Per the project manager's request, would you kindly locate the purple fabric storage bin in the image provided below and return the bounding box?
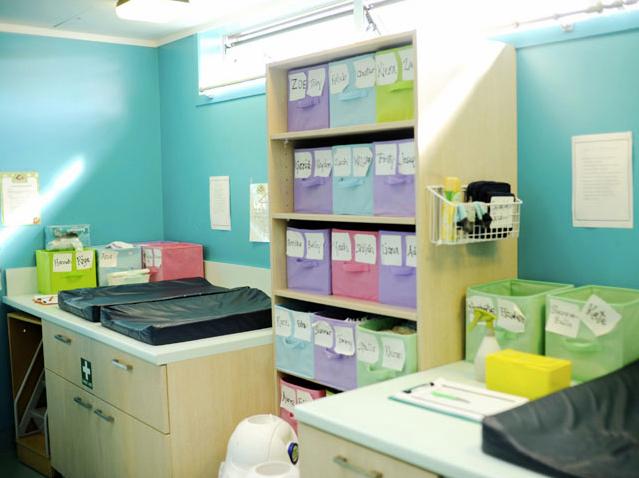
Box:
[286,227,331,295]
[312,312,359,390]
[294,148,333,213]
[373,139,416,216]
[379,231,417,308]
[288,64,329,131]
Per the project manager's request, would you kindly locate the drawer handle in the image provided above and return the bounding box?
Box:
[54,334,72,345]
[94,409,115,423]
[333,455,383,478]
[73,396,92,410]
[111,359,133,371]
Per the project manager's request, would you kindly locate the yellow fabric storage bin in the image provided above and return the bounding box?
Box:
[486,349,571,400]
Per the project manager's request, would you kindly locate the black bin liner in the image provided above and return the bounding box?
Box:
[482,360,639,478]
[58,277,226,322]
[100,286,272,345]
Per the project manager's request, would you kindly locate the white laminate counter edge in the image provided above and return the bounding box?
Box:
[3,294,273,365]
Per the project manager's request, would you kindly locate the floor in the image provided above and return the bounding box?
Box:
[0,450,43,477]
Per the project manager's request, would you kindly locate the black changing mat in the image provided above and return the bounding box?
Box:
[482,360,639,478]
[100,286,272,345]
[58,277,226,322]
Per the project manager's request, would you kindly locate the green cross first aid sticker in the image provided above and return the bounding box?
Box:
[81,358,93,389]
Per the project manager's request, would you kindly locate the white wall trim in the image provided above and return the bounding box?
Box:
[0,22,157,47]
[204,261,271,295]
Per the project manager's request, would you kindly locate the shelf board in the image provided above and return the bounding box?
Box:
[270,120,415,141]
[277,368,346,392]
[272,212,415,225]
[274,289,417,321]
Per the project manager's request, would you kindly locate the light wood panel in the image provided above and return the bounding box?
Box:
[166,344,276,476]
[274,289,417,321]
[270,119,415,140]
[42,321,90,389]
[298,424,439,478]
[272,212,415,225]
[16,434,53,477]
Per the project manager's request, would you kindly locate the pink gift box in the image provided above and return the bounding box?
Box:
[331,229,379,302]
[139,241,204,282]
[279,376,326,433]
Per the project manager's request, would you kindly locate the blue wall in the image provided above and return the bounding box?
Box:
[0,32,164,448]
[517,28,639,289]
[158,35,269,268]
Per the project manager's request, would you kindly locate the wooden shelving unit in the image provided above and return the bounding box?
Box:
[267,31,517,393]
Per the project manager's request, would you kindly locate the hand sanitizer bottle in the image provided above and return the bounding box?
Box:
[470,308,501,382]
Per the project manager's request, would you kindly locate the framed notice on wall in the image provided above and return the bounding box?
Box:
[0,172,41,226]
[572,132,633,229]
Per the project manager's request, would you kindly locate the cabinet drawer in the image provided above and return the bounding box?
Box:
[46,371,171,478]
[43,321,91,387]
[91,340,169,433]
[298,424,439,478]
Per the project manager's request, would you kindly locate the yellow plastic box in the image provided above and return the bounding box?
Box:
[486,349,571,400]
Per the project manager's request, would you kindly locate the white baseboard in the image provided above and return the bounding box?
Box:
[204,261,271,295]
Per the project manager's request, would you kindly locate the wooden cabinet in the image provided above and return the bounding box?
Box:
[298,424,439,478]
[43,320,275,477]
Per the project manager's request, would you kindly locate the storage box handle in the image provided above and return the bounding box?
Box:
[365,364,398,379]
[343,262,370,273]
[391,266,414,276]
[333,455,382,478]
[295,258,321,268]
[324,348,346,360]
[383,175,409,185]
[283,337,306,349]
[561,338,602,353]
[339,89,368,101]
[389,80,413,92]
[296,96,320,108]
[300,176,326,187]
[335,177,365,188]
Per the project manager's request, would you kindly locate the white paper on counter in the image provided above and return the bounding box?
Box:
[209,176,231,230]
[572,132,633,228]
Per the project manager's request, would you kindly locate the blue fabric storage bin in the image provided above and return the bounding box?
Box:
[96,246,143,286]
[275,304,316,379]
[329,53,376,128]
[332,143,374,216]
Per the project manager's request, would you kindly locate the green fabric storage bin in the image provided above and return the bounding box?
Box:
[466,279,573,362]
[545,285,639,382]
[36,249,97,294]
[356,317,417,387]
[375,45,414,123]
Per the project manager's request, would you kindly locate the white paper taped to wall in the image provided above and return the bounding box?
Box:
[250,183,269,243]
[210,176,231,231]
[1,172,41,226]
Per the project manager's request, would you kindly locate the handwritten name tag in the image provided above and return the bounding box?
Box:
[292,311,311,342]
[380,234,402,266]
[153,248,162,267]
[294,151,312,179]
[354,57,376,89]
[280,384,296,412]
[314,320,334,348]
[289,71,307,101]
[352,146,373,177]
[53,253,72,273]
[76,251,93,271]
[398,47,415,81]
[497,299,526,333]
[376,52,398,85]
[331,232,352,261]
[305,232,325,261]
[382,337,405,371]
[581,295,621,336]
[329,63,349,94]
[334,326,355,356]
[354,234,376,264]
[405,235,417,267]
[333,147,352,177]
[490,197,515,229]
[143,248,154,268]
[286,230,305,258]
[306,68,326,97]
[296,390,314,405]
[546,299,581,338]
[100,250,118,269]
[398,141,416,175]
[356,331,379,364]
[375,143,397,176]
[314,149,333,177]
[467,296,495,322]
[274,307,292,337]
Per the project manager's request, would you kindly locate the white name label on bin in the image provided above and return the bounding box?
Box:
[306,68,326,97]
[382,337,406,372]
[275,307,292,337]
[314,150,333,178]
[497,299,526,333]
[53,253,72,273]
[405,235,417,268]
[76,251,93,271]
[305,232,325,261]
[334,326,355,356]
[286,230,305,258]
[100,251,118,269]
[293,312,311,342]
[356,331,379,364]
[467,296,495,323]
[329,63,349,94]
[153,248,162,267]
[296,390,314,405]
[381,235,402,266]
[294,152,313,179]
[376,52,398,85]
[546,299,581,338]
[490,197,515,229]
[398,141,416,175]
[375,143,397,176]
[354,57,376,89]
[280,384,297,412]
[354,234,376,264]
[399,48,415,81]
[143,248,154,267]
[289,72,307,101]
[581,295,621,337]
[333,147,352,177]
[353,147,373,177]
[314,321,334,348]
[332,232,352,261]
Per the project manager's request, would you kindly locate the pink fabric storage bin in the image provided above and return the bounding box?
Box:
[139,241,204,282]
[331,229,379,302]
[279,376,326,433]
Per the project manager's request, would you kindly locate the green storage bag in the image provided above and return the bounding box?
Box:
[545,285,639,382]
[466,279,574,362]
[356,317,417,387]
[375,45,414,123]
[36,249,97,294]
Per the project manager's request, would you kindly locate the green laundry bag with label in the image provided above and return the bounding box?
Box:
[545,285,639,382]
[375,45,414,123]
[466,279,573,362]
[36,249,97,294]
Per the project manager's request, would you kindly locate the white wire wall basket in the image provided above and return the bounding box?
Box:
[427,185,522,246]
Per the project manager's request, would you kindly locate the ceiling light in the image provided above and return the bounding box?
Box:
[115,0,190,24]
